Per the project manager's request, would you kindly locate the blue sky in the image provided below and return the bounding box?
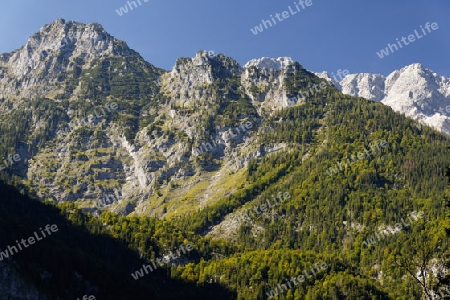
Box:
[0,0,449,77]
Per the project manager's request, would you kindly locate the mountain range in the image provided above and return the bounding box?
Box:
[0,19,449,299]
[316,63,450,135]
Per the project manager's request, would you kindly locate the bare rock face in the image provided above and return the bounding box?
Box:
[314,71,341,90]
[242,57,296,112]
[340,73,386,102]
[244,57,294,70]
[0,19,131,100]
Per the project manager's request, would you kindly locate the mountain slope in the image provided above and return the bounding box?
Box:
[0,20,327,218]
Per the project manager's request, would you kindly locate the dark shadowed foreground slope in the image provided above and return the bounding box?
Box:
[0,181,235,299]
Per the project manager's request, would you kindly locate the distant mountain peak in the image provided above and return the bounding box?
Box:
[314,71,342,89]
[339,73,386,101]
[244,57,294,70]
[337,63,450,136]
[392,63,430,78]
[404,62,424,70]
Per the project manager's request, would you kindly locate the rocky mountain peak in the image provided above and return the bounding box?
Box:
[314,71,342,89]
[334,63,450,136]
[403,62,424,72]
[171,51,242,87]
[191,50,218,66]
[382,64,448,114]
[244,57,294,70]
[340,73,386,102]
[0,19,142,99]
[32,18,122,61]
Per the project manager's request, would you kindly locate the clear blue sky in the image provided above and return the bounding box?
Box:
[1,0,449,77]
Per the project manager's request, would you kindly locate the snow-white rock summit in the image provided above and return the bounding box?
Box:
[314,71,342,89]
[245,58,450,136]
[340,73,386,102]
[321,63,450,136]
[244,57,294,70]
